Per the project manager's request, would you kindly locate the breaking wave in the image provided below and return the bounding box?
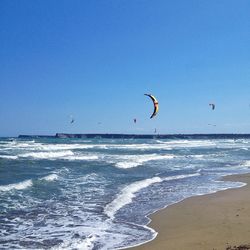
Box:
[104,173,199,219]
[20,150,74,159]
[115,154,175,169]
[0,179,33,192]
[104,177,162,219]
[0,155,18,160]
[40,174,59,181]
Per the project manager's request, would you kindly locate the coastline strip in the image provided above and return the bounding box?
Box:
[129,174,250,250]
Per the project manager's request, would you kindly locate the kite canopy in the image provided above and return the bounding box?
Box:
[69,115,75,124]
[209,103,215,110]
[144,94,159,119]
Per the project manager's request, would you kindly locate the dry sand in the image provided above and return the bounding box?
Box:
[129,174,250,250]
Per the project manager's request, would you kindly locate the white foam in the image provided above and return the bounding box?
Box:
[156,139,216,148]
[104,173,200,219]
[19,150,99,161]
[242,160,250,167]
[64,155,99,161]
[104,177,163,219]
[40,174,59,182]
[115,154,174,169]
[0,179,33,192]
[2,141,97,152]
[5,141,37,149]
[20,150,74,159]
[163,173,200,181]
[74,234,96,250]
[188,154,206,159]
[36,144,95,151]
[52,234,96,250]
[108,143,173,151]
[0,155,18,159]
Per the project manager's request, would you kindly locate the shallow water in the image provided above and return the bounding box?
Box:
[0,137,250,249]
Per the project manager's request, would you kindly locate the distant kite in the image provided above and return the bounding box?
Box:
[144,94,159,119]
[208,124,216,127]
[209,103,215,110]
[69,115,75,124]
[133,118,137,123]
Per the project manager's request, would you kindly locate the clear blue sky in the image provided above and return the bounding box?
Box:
[1,0,250,136]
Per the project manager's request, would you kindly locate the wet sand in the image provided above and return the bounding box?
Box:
[130,174,250,250]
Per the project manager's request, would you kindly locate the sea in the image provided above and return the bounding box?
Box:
[0,136,250,249]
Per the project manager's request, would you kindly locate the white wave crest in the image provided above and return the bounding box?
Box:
[155,139,216,148]
[115,154,174,169]
[241,160,250,167]
[102,143,173,151]
[104,177,163,219]
[163,173,200,182]
[20,150,74,159]
[64,155,99,161]
[19,150,99,161]
[74,234,96,250]
[0,180,33,192]
[189,154,205,159]
[36,144,95,151]
[0,155,18,160]
[104,173,200,219]
[52,234,96,250]
[40,174,59,182]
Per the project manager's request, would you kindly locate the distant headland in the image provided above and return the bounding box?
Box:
[18,133,250,139]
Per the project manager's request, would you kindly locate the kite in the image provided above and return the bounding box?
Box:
[69,115,75,124]
[209,103,215,110]
[144,94,159,119]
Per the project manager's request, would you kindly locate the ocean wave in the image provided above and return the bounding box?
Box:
[241,160,250,167]
[114,154,175,169]
[101,143,173,151]
[97,140,216,151]
[71,234,96,250]
[0,179,33,192]
[0,140,218,155]
[104,177,162,219]
[64,155,99,161]
[5,141,37,149]
[40,174,59,182]
[20,150,74,159]
[0,155,18,160]
[36,144,95,151]
[51,232,97,250]
[18,150,99,161]
[2,141,95,151]
[163,173,200,181]
[104,173,200,219]
[155,139,216,147]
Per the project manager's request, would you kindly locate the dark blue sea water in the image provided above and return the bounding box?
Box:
[0,137,250,249]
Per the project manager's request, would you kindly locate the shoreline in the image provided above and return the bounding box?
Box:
[128,173,250,250]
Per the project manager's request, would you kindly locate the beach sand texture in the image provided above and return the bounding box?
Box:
[130,174,250,250]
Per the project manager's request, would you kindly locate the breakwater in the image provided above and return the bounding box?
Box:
[18,133,250,139]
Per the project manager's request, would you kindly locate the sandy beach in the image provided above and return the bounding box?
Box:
[130,174,250,250]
